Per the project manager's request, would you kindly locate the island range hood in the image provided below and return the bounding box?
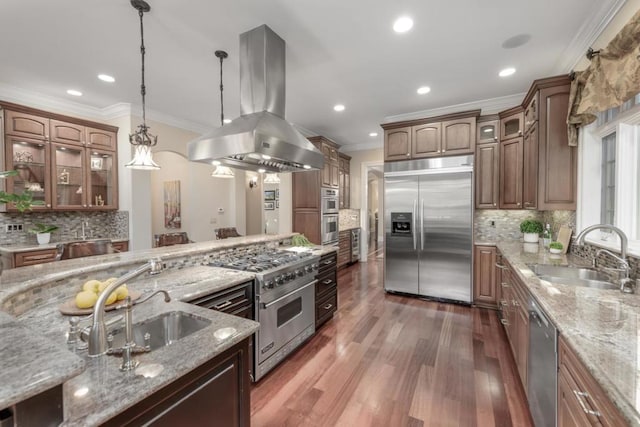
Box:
[188,25,324,173]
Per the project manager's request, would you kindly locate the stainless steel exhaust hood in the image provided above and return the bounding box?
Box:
[188,25,324,172]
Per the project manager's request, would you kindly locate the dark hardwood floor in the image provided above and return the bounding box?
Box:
[251,255,532,427]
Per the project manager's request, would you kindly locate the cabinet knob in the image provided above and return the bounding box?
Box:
[406,153,410,156]
[493,203,497,206]
[442,149,446,152]
[518,130,522,135]
[517,202,521,206]
[83,204,87,207]
[46,204,51,208]
[494,136,498,141]
[437,150,441,153]
[524,202,531,206]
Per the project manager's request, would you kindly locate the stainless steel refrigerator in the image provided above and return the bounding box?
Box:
[384,155,473,303]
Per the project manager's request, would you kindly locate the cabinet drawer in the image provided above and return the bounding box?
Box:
[316,290,337,327]
[14,249,58,267]
[318,252,337,274]
[316,269,337,298]
[187,281,254,317]
[112,241,129,252]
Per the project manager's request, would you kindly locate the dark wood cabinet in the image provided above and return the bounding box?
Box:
[524,92,539,133]
[382,111,478,162]
[384,127,412,161]
[500,109,524,140]
[522,123,538,209]
[104,338,251,427]
[292,211,321,245]
[315,251,338,329]
[558,336,626,427]
[477,119,499,145]
[310,136,339,189]
[475,143,499,209]
[187,281,254,320]
[412,123,441,158]
[112,241,129,253]
[338,153,351,209]
[499,137,523,209]
[537,81,577,210]
[1,103,119,212]
[337,230,351,269]
[473,245,497,308]
[441,117,475,155]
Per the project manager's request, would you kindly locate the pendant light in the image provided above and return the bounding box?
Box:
[126,0,160,170]
[211,50,235,178]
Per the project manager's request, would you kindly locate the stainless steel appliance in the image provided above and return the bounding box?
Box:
[384,155,473,303]
[528,297,557,427]
[321,188,339,214]
[208,248,319,381]
[321,214,339,245]
[350,228,360,262]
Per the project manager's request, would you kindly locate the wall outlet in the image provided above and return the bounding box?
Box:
[5,224,23,232]
[217,208,225,214]
[490,220,495,227]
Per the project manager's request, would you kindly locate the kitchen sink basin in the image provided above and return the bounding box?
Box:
[527,264,618,290]
[109,311,211,351]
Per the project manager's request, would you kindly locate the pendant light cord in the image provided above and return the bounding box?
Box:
[215,50,228,126]
[138,8,147,127]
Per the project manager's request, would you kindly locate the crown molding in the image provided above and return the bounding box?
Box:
[382,92,525,124]
[0,82,213,135]
[291,123,319,138]
[554,0,627,73]
[340,141,383,153]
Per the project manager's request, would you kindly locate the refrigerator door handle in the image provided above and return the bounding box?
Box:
[421,199,425,251]
[413,199,417,250]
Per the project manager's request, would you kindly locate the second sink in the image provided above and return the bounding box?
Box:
[528,264,617,290]
[110,311,211,351]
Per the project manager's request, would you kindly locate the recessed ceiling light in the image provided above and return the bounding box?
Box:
[499,67,516,77]
[369,132,378,137]
[417,86,431,95]
[393,16,413,33]
[303,164,311,169]
[223,119,232,124]
[97,74,115,83]
[66,89,82,96]
[333,104,345,112]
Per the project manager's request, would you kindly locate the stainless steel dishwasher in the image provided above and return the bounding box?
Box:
[528,297,557,427]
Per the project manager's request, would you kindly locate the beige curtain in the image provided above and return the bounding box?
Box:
[567,9,640,146]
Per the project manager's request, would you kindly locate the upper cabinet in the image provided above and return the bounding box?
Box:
[500,108,524,140]
[1,102,119,212]
[310,136,339,189]
[382,111,478,162]
[338,153,351,209]
[477,120,499,144]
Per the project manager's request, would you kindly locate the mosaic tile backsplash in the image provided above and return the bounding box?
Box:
[474,210,576,242]
[570,241,639,282]
[0,211,129,246]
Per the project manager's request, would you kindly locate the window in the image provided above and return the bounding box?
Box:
[578,94,640,256]
[600,133,616,225]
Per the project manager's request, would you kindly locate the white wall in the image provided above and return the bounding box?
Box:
[345,148,384,210]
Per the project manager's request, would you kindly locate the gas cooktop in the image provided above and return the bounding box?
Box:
[207,249,316,274]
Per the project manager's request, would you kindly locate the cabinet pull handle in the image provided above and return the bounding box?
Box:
[573,390,601,417]
[500,300,508,307]
[495,263,507,270]
[512,299,519,306]
[323,260,334,265]
[322,279,333,285]
[500,319,509,326]
[213,300,233,310]
[501,282,509,288]
[323,303,333,310]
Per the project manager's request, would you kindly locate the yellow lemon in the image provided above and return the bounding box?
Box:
[82,279,101,294]
[105,291,118,306]
[75,291,98,309]
[115,285,128,301]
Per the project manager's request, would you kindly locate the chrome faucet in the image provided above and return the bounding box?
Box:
[575,224,628,260]
[87,258,164,356]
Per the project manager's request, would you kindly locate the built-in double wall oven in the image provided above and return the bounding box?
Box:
[321,188,339,245]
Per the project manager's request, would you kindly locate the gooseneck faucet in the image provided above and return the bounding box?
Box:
[575,224,628,260]
[88,258,164,356]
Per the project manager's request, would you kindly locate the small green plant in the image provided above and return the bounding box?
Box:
[520,219,543,234]
[0,170,45,213]
[28,223,59,234]
[292,234,313,247]
[549,241,563,250]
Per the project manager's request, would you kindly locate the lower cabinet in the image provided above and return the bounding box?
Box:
[10,240,129,268]
[473,245,497,308]
[557,336,626,427]
[104,338,251,427]
[315,251,338,329]
[337,230,351,269]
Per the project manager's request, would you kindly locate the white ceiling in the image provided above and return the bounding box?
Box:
[0,0,624,149]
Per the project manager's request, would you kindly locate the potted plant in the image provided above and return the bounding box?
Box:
[520,219,543,243]
[549,241,564,254]
[0,170,44,212]
[29,223,59,245]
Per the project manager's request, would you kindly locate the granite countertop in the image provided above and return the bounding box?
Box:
[13,265,259,426]
[282,244,338,258]
[0,238,130,254]
[497,241,640,426]
[0,311,85,410]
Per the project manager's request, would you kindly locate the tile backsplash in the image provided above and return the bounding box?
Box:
[339,209,360,230]
[0,211,129,246]
[570,241,639,281]
[474,210,576,243]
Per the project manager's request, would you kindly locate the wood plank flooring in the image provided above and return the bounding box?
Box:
[251,255,533,427]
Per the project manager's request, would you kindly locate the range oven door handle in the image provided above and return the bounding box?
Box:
[261,280,318,309]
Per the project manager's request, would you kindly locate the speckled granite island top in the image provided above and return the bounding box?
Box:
[13,266,259,426]
[0,311,85,409]
[497,241,640,426]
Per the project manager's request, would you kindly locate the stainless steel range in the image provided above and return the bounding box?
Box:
[209,248,319,381]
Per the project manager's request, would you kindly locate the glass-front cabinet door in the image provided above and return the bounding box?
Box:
[51,142,86,209]
[4,135,51,210]
[86,149,117,209]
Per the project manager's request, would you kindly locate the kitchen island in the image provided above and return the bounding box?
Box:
[0,233,303,426]
[497,241,640,426]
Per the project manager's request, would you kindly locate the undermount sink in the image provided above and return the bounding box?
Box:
[527,264,618,290]
[109,311,211,351]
